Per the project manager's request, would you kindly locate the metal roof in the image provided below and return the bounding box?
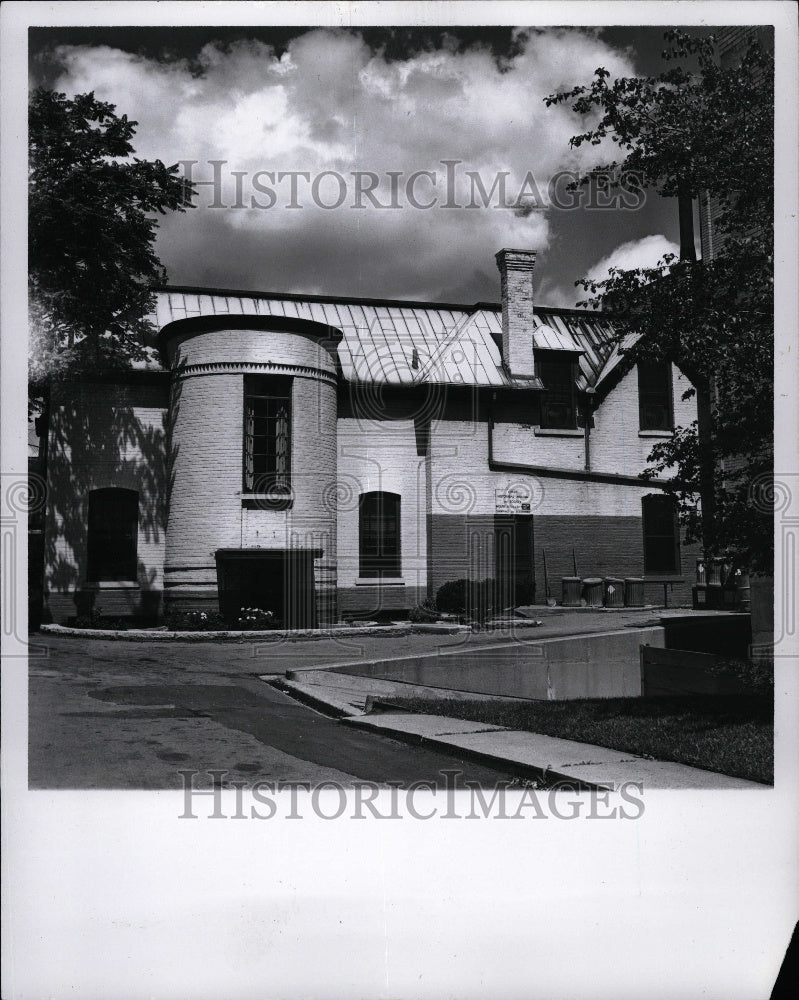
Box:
[152,289,622,390]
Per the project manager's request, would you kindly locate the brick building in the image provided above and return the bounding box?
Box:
[40,248,700,627]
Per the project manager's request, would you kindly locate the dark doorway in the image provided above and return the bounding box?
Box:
[494,514,535,610]
[215,549,320,629]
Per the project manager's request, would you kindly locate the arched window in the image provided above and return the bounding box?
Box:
[87,488,138,582]
[359,491,401,578]
[642,493,680,574]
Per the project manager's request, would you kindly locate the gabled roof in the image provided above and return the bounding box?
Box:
[152,287,623,390]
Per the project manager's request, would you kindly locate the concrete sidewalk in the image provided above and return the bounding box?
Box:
[271,669,764,791]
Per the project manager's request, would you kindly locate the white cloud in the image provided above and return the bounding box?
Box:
[584,234,680,286]
[47,29,638,299]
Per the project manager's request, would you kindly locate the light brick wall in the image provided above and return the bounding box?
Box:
[336,415,426,614]
[164,323,339,618]
[591,363,697,475]
[44,380,168,622]
[423,365,700,605]
[44,343,700,622]
[491,421,585,471]
[164,372,242,604]
[429,419,657,518]
[167,328,338,375]
[496,249,537,377]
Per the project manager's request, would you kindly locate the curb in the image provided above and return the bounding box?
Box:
[270,678,608,789]
[267,677,355,719]
[39,622,472,642]
[341,715,612,791]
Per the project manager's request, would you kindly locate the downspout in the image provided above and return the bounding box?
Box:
[583,387,595,472]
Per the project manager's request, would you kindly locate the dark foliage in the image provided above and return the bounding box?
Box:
[29,89,194,396]
[546,30,774,572]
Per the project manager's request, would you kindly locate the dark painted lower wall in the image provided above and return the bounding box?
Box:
[429,513,702,608]
[337,584,425,617]
[44,512,705,624]
[46,587,163,624]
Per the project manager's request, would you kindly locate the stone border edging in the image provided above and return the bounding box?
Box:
[39,622,472,642]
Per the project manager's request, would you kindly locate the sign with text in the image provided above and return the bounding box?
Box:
[494,487,532,514]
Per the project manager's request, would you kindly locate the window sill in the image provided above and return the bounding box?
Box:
[355,577,406,587]
[83,581,140,590]
[638,430,674,438]
[241,492,294,509]
[534,427,583,437]
[241,492,292,500]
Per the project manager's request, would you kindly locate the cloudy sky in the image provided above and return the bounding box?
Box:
[29,25,701,307]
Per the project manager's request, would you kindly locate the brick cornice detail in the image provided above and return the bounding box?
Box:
[173,360,337,385]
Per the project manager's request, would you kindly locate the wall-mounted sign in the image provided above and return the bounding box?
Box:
[495,487,532,514]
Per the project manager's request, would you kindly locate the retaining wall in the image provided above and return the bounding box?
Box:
[331,625,667,700]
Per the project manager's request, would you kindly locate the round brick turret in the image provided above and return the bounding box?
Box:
[159,315,341,626]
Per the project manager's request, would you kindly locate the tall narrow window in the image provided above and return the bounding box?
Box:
[243,375,291,493]
[638,361,673,431]
[536,351,577,429]
[642,493,680,573]
[359,492,401,578]
[87,487,138,582]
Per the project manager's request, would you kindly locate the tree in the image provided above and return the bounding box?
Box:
[29,89,194,396]
[545,30,774,572]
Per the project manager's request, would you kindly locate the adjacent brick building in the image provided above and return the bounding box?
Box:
[40,248,700,626]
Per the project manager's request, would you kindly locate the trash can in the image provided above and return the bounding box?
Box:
[561,576,582,607]
[707,557,724,587]
[582,577,603,607]
[624,577,645,607]
[604,577,624,608]
[734,569,751,611]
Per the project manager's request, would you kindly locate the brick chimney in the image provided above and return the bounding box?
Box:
[495,248,537,378]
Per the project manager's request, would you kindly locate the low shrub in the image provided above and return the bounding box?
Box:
[66,604,129,630]
[704,656,774,694]
[435,579,469,614]
[408,598,439,623]
[435,578,499,622]
[166,609,227,631]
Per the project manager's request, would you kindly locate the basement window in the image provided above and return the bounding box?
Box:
[243,375,291,494]
[638,361,673,431]
[536,351,578,429]
[642,493,680,574]
[359,491,401,578]
[86,487,138,582]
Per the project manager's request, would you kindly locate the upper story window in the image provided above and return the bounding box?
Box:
[638,361,673,431]
[359,491,401,578]
[87,487,138,582]
[642,493,680,574]
[243,375,291,493]
[536,351,578,429]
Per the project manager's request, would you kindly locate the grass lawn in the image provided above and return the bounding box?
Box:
[384,694,773,784]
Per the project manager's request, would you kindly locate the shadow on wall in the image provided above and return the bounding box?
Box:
[43,370,181,622]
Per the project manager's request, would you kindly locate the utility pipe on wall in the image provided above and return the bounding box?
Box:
[486,411,678,488]
[583,386,595,472]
